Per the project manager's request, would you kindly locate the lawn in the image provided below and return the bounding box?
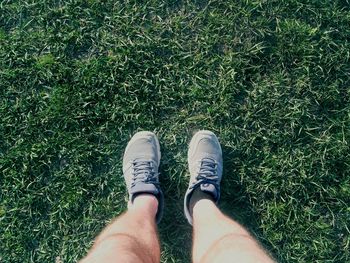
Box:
[0,0,349,262]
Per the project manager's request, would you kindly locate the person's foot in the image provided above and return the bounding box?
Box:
[184,130,223,225]
[123,131,164,223]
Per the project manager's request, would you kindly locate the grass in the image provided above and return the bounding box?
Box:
[0,0,349,262]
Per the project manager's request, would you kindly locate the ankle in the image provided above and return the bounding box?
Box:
[193,198,217,217]
[189,187,216,216]
[129,194,158,216]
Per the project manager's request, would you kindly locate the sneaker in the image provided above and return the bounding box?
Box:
[123,131,164,223]
[184,130,223,225]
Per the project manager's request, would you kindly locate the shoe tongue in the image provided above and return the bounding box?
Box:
[130,182,159,196]
[200,183,218,199]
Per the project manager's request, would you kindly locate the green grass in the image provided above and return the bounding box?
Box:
[1,0,349,262]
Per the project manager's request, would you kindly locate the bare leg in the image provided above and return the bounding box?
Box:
[80,194,160,263]
[192,199,275,263]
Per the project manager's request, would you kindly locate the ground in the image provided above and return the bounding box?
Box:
[0,0,349,262]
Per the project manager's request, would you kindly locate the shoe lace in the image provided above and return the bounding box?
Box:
[190,157,219,189]
[131,160,159,187]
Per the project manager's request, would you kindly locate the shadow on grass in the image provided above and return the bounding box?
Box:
[220,144,279,261]
[157,137,192,262]
[220,144,259,229]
